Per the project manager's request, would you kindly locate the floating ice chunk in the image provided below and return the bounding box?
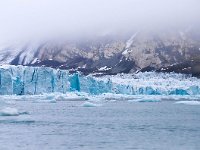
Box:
[33,99,56,103]
[175,101,200,105]
[0,107,19,116]
[109,100,117,102]
[55,93,88,101]
[82,102,101,107]
[98,93,137,101]
[54,95,66,101]
[62,97,87,101]
[135,99,161,102]
[128,99,161,102]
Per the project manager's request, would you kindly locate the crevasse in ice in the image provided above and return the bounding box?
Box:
[0,65,200,95]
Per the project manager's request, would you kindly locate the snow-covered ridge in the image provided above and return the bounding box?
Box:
[0,42,39,65]
[0,65,200,95]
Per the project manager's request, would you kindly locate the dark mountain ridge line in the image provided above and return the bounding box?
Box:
[11,58,199,78]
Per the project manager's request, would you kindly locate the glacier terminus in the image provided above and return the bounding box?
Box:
[0,65,200,96]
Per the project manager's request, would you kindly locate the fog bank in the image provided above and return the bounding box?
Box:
[0,0,199,44]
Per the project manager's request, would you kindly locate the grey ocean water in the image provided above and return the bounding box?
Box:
[0,100,199,150]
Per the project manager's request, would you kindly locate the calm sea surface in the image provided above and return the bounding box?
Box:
[0,100,199,150]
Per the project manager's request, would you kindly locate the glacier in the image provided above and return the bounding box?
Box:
[0,65,200,96]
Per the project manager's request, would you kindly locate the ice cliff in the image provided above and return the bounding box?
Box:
[0,65,200,95]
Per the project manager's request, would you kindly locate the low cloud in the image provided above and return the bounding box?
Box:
[0,0,199,44]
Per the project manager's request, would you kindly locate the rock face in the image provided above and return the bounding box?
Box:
[0,29,200,76]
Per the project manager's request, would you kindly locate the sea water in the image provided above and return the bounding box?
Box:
[0,98,199,150]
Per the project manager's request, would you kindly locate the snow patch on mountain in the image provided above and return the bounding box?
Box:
[18,42,40,65]
[98,66,112,71]
[122,33,137,55]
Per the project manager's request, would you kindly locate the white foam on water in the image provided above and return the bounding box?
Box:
[175,101,200,105]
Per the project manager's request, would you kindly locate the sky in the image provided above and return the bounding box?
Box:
[0,0,199,44]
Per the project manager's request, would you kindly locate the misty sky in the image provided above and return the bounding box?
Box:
[0,0,199,44]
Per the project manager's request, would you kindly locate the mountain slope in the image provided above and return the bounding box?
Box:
[1,29,200,76]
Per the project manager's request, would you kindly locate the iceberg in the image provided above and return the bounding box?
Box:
[175,101,200,105]
[82,102,101,107]
[0,107,19,116]
[0,65,200,96]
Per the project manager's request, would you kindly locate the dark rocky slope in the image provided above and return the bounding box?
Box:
[0,29,200,77]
